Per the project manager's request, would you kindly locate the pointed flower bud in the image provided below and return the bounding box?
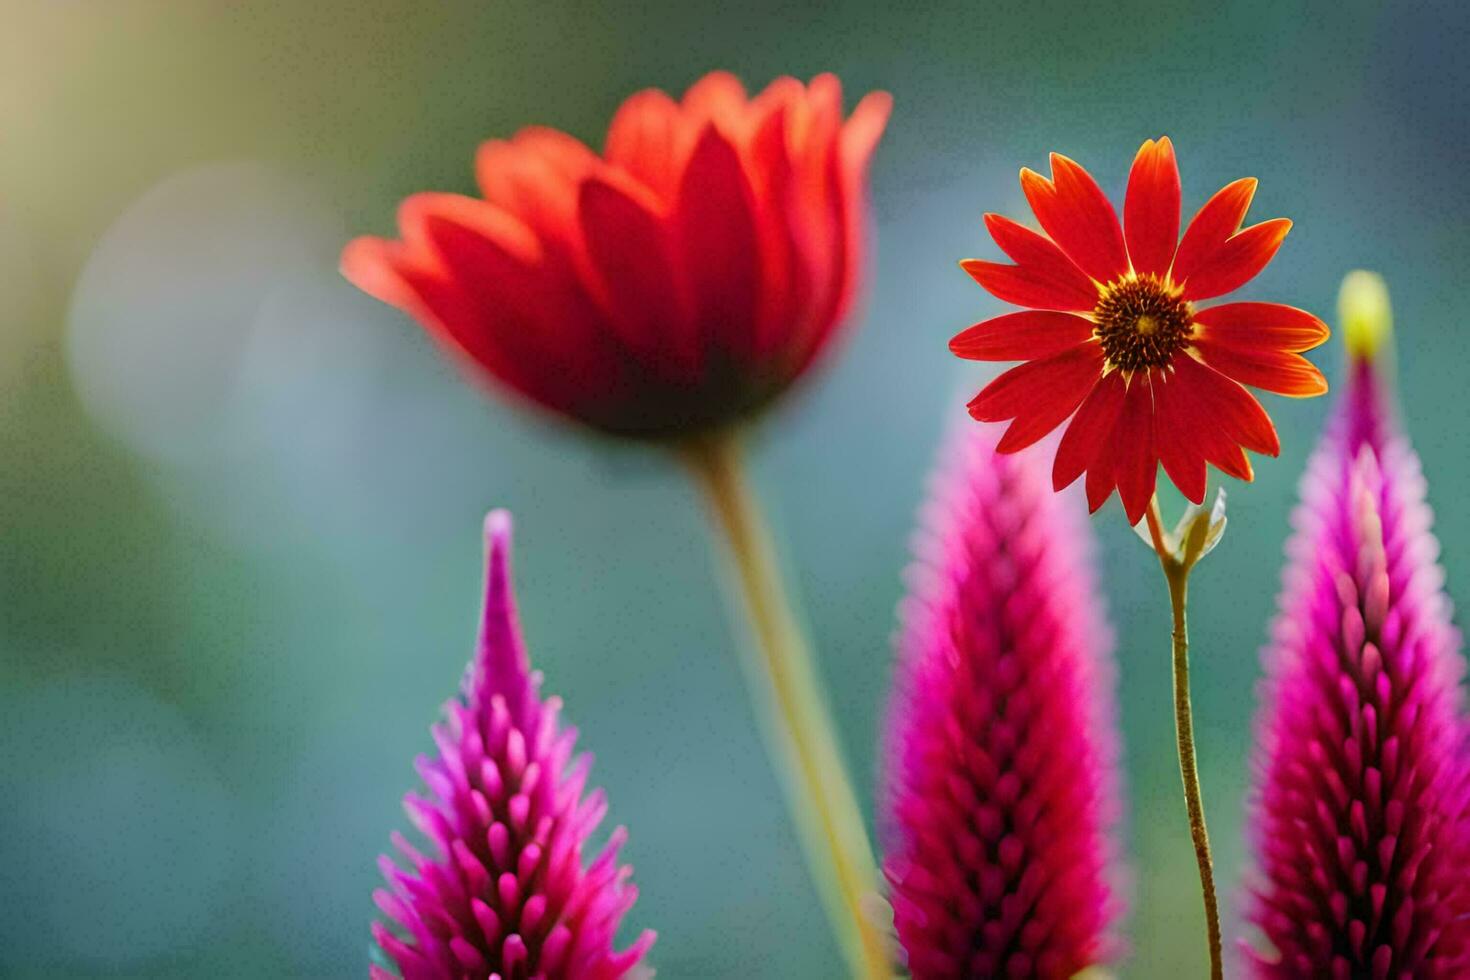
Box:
[1245,275,1470,976]
[881,425,1126,978]
[372,512,654,980]
[1339,270,1392,361]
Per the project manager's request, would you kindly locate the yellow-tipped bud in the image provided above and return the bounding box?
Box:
[1338,270,1392,360]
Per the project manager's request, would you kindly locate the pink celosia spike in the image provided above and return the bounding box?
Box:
[373,511,653,978]
[467,511,535,726]
[1245,276,1470,977]
[881,421,1126,979]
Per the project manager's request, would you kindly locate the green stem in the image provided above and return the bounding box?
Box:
[681,430,889,980]
[1145,498,1223,980]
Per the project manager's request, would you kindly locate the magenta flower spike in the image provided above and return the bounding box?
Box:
[1245,273,1470,978]
[881,422,1126,979]
[371,511,654,980]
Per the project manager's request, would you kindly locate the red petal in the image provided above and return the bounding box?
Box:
[961,259,1096,312]
[840,90,892,183]
[1211,445,1252,480]
[951,310,1096,361]
[1151,367,1208,503]
[818,87,891,348]
[674,125,763,365]
[380,209,585,416]
[1021,155,1129,284]
[750,75,807,122]
[758,81,888,382]
[745,102,800,361]
[1053,369,1127,491]
[681,70,750,127]
[471,135,616,333]
[391,196,565,383]
[1170,177,1256,285]
[1172,354,1280,456]
[398,192,542,266]
[1124,137,1181,278]
[604,89,684,201]
[579,176,698,377]
[966,342,1104,425]
[342,236,423,312]
[982,213,1100,310]
[344,236,528,393]
[341,238,463,339]
[1157,365,1254,482]
[804,72,843,127]
[475,128,596,240]
[415,209,561,346]
[413,194,673,431]
[995,366,1100,454]
[1193,340,1327,396]
[344,197,631,430]
[1085,443,1117,513]
[780,78,847,375]
[1180,219,1292,301]
[1114,376,1159,525]
[1213,444,1253,481]
[1192,302,1330,352]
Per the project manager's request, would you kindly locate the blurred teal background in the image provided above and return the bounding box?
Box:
[2,1,1467,976]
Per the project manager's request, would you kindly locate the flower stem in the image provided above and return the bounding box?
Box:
[681,430,889,980]
[1144,497,1223,980]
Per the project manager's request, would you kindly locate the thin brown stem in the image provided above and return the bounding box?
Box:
[681,430,889,980]
[1146,496,1223,980]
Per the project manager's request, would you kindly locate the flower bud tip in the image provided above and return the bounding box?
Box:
[1339,269,1392,361]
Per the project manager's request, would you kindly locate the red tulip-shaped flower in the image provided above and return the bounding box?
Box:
[372,512,653,980]
[343,71,890,439]
[882,423,1126,978]
[1245,274,1470,977]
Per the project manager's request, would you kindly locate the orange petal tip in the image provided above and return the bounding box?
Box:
[1296,366,1330,397]
[1019,167,1051,190]
[858,89,894,114]
[340,236,411,308]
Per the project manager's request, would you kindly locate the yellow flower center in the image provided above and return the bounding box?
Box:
[1093,274,1194,372]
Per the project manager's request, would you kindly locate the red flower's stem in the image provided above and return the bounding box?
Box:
[681,430,890,980]
[1145,496,1223,980]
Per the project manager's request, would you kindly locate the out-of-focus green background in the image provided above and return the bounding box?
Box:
[2,1,1466,976]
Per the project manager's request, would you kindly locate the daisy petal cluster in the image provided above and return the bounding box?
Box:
[952,138,1329,523]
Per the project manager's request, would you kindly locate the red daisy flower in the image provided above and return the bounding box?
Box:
[951,138,1330,524]
[342,71,890,441]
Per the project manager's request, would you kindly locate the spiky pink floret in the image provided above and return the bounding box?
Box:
[882,425,1126,979]
[1246,357,1470,978]
[371,512,654,980]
